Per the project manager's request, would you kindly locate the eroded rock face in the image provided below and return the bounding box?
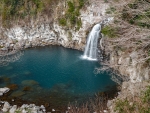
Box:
[0,0,109,51]
[109,51,150,83]
[108,81,150,113]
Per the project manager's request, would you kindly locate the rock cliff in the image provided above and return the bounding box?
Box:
[0,0,109,51]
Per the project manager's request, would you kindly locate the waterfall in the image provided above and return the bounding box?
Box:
[83,24,101,61]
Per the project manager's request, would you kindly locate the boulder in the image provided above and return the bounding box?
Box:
[9,105,17,113]
[2,102,10,112]
[0,87,10,96]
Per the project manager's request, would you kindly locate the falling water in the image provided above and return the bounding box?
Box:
[83,24,101,61]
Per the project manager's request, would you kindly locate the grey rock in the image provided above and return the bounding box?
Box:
[107,100,112,108]
[9,105,17,113]
[0,87,10,96]
[2,102,10,112]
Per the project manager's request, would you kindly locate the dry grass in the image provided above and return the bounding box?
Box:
[67,93,110,113]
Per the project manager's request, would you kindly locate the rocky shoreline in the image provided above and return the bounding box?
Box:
[0,88,46,113]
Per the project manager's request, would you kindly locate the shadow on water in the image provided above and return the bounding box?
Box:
[0,45,119,112]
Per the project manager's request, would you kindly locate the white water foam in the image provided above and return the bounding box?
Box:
[82,24,101,60]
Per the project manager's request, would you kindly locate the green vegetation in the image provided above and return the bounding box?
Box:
[0,0,85,29]
[115,99,135,113]
[59,18,67,26]
[147,50,150,62]
[0,0,60,27]
[122,0,150,29]
[101,25,119,38]
[143,86,150,103]
[104,0,108,3]
[58,0,85,30]
[106,7,116,14]
[114,86,150,113]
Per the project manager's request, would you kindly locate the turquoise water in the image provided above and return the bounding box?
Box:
[0,46,117,110]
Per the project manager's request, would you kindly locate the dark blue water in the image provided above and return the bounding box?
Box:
[0,46,117,110]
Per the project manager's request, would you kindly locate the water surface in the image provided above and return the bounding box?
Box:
[0,46,117,111]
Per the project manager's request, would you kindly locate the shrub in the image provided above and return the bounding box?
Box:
[76,18,82,30]
[67,1,75,13]
[101,25,118,38]
[59,18,67,26]
[115,99,136,113]
[78,0,85,9]
[121,0,150,29]
[106,7,116,14]
[59,0,85,30]
[114,86,150,113]
[143,86,150,103]
[69,14,76,25]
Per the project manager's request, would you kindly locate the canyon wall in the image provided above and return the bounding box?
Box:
[0,0,109,51]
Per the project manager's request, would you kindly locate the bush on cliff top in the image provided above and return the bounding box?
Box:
[114,86,150,113]
[101,25,119,38]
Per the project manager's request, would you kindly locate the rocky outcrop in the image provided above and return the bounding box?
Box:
[107,81,150,113]
[0,87,10,96]
[0,0,109,51]
[1,102,46,113]
[109,50,150,83]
